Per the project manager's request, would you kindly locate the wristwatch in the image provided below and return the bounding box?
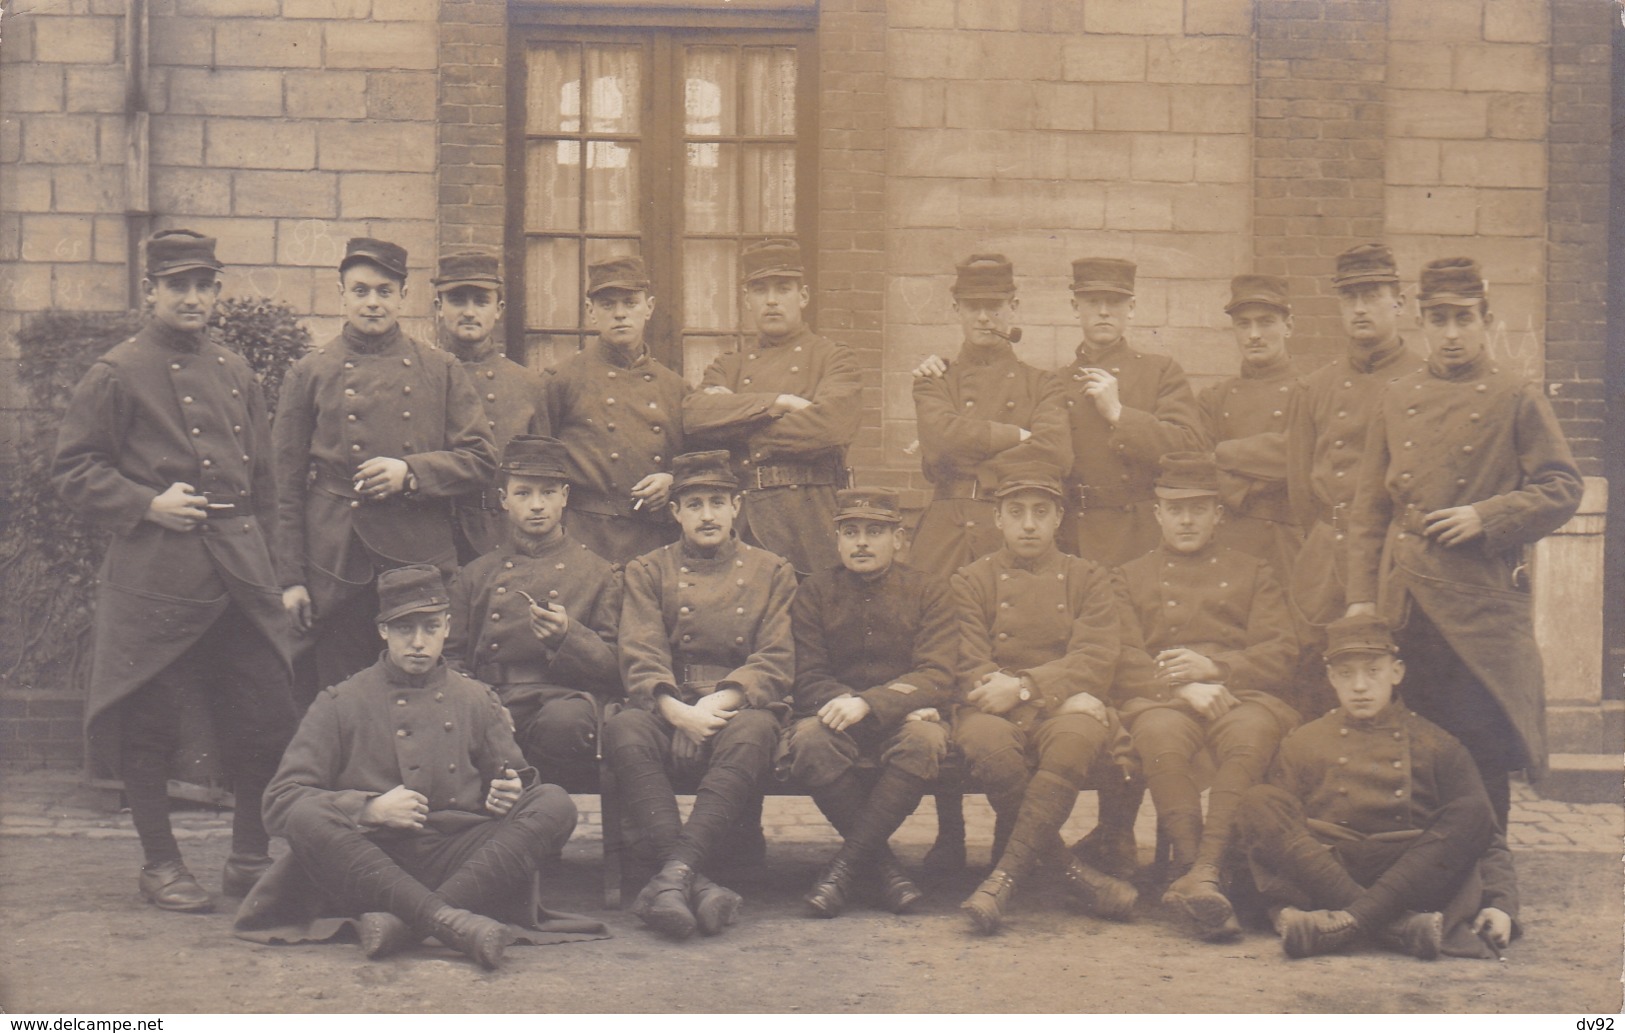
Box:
[1017,678,1033,703]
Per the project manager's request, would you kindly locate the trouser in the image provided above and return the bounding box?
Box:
[281,783,577,929]
[781,716,949,787]
[566,509,676,569]
[1397,606,1517,830]
[1128,702,1289,868]
[504,687,600,787]
[736,485,838,578]
[1068,500,1160,568]
[312,582,386,693]
[1231,784,1486,931]
[603,707,780,872]
[119,602,297,865]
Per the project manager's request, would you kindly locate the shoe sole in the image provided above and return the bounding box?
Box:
[141,889,213,914]
[1388,914,1443,960]
[960,900,1001,935]
[1176,892,1239,942]
[696,892,742,934]
[884,888,924,915]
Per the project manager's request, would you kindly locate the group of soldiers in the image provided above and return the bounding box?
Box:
[51,227,1582,971]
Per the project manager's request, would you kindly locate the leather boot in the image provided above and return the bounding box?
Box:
[428,906,512,970]
[1156,810,1205,887]
[358,912,419,959]
[1055,848,1138,922]
[804,856,858,919]
[961,868,1017,935]
[1071,780,1143,878]
[1278,907,1360,959]
[873,848,924,914]
[1379,911,1444,960]
[631,860,698,940]
[922,792,967,873]
[1164,862,1239,941]
[690,871,743,935]
[222,852,274,899]
[139,859,213,914]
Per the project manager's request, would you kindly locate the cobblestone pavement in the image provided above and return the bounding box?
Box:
[1,770,1619,854]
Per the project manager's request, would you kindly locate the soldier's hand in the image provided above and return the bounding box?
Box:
[355,456,411,499]
[905,707,941,723]
[1174,681,1232,721]
[1343,602,1378,619]
[818,694,871,732]
[1156,647,1221,685]
[667,699,732,744]
[1073,368,1123,424]
[631,472,674,510]
[911,354,948,379]
[485,767,522,817]
[672,731,705,766]
[1422,505,1485,547]
[771,394,813,416]
[362,785,430,830]
[528,601,569,646]
[1054,691,1108,725]
[283,585,314,633]
[967,670,1023,715]
[1472,907,1513,951]
[146,482,208,532]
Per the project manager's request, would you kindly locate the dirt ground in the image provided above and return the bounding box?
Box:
[1,830,1620,1015]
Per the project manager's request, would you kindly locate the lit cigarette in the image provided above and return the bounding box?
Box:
[632,498,645,511]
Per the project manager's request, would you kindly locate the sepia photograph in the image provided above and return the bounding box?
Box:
[0,0,1620,1018]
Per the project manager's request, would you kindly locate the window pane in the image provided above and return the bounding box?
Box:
[681,335,737,388]
[742,145,795,234]
[585,142,638,232]
[525,141,580,232]
[741,48,796,136]
[526,44,581,135]
[585,237,641,266]
[685,47,736,137]
[526,238,580,329]
[585,46,641,135]
[685,142,737,234]
[683,238,737,330]
[526,332,583,373]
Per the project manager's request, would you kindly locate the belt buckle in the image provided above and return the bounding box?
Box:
[1074,484,1089,511]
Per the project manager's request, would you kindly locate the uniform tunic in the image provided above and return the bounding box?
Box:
[619,537,797,712]
[52,323,292,732]
[452,342,551,559]
[1196,354,1302,579]
[1346,355,1582,778]
[909,341,1073,580]
[272,324,497,611]
[1059,339,1206,567]
[546,340,687,565]
[682,326,862,576]
[1112,543,1300,726]
[1283,340,1426,627]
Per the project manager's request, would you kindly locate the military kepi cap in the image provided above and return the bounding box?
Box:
[1323,613,1399,662]
[587,254,652,297]
[376,564,451,623]
[740,238,804,284]
[1226,273,1291,315]
[1154,452,1221,499]
[499,434,570,480]
[1416,257,1486,309]
[834,487,902,524]
[341,237,409,280]
[146,229,223,278]
[1070,257,1136,297]
[433,250,502,290]
[671,450,739,494]
[952,253,1016,300]
[1331,242,1399,289]
[993,463,1065,501]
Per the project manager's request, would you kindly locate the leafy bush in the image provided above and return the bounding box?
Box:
[0,298,310,694]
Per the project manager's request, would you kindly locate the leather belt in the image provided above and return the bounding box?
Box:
[201,493,250,518]
[1397,504,1430,536]
[312,469,362,502]
[750,457,844,490]
[491,660,551,684]
[568,485,637,519]
[1318,502,1350,534]
[936,477,986,501]
[679,662,734,686]
[1068,481,1143,512]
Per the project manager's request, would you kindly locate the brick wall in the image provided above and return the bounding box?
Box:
[1253,0,1387,362]
[436,0,505,256]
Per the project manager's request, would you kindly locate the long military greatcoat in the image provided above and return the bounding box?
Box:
[1346,354,1583,778]
[52,323,292,734]
[453,342,551,557]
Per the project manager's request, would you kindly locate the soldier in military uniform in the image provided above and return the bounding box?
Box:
[952,465,1139,935]
[546,255,687,566]
[432,250,551,563]
[446,435,622,788]
[683,238,862,578]
[53,230,298,914]
[1345,257,1582,833]
[604,451,796,940]
[1059,257,1206,568]
[1229,615,1503,960]
[783,488,958,918]
[1110,453,1299,941]
[1284,243,1426,714]
[273,238,497,695]
[1198,274,1304,582]
[238,565,599,969]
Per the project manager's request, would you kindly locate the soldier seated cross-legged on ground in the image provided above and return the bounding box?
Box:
[1110,452,1300,942]
[604,451,797,941]
[952,464,1140,935]
[1227,615,1510,962]
[445,435,623,789]
[780,488,959,919]
[235,565,606,969]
